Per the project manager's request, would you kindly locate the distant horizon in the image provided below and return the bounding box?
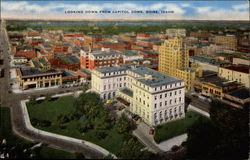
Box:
[3,18,250,22]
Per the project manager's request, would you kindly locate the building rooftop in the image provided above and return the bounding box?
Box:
[121,50,139,56]
[120,88,133,97]
[56,55,80,64]
[20,68,61,77]
[191,56,230,66]
[91,50,120,56]
[227,88,250,99]
[62,70,77,77]
[131,67,182,87]
[95,65,130,74]
[222,65,249,74]
[80,69,91,75]
[203,76,241,88]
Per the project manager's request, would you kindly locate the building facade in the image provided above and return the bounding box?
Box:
[214,35,237,50]
[80,48,123,70]
[158,37,195,90]
[91,65,185,126]
[218,65,250,88]
[16,68,62,90]
[166,29,186,38]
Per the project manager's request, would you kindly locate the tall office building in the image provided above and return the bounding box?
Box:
[159,37,196,90]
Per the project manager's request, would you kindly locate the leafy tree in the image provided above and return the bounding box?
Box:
[187,100,249,160]
[186,117,219,159]
[115,114,132,134]
[119,137,142,159]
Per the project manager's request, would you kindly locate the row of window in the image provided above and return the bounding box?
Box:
[154,106,183,120]
[154,97,182,109]
[104,76,126,83]
[104,70,126,76]
[103,83,126,90]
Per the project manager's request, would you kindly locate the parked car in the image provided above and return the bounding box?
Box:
[149,129,155,135]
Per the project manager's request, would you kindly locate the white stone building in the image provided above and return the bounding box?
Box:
[91,65,185,126]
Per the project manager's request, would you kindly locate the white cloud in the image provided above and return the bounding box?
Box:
[232,3,249,10]
[1,1,249,20]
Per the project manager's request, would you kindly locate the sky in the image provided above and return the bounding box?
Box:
[1,1,249,20]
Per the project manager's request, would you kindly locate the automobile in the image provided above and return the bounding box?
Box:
[111,101,117,105]
[171,145,180,152]
[106,100,112,104]
[149,129,155,135]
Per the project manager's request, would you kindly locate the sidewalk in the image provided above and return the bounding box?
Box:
[20,92,117,158]
[187,104,210,118]
[133,122,188,153]
[156,134,187,151]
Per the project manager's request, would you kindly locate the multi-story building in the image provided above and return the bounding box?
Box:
[91,65,185,126]
[16,68,62,90]
[201,76,241,99]
[166,29,186,38]
[213,35,237,50]
[91,65,129,99]
[158,37,195,90]
[80,48,123,70]
[218,65,250,88]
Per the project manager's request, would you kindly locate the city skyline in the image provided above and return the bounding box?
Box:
[1,0,249,20]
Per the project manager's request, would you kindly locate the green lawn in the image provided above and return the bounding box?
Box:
[0,107,78,159]
[26,96,145,156]
[154,111,209,143]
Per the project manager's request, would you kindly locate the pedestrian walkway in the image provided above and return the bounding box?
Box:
[156,134,187,151]
[133,122,162,153]
[20,92,117,159]
[188,104,210,117]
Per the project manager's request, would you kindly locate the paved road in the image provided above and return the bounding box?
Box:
[0,20,105,158]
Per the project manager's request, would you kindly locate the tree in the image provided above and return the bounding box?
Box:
[115,114,132,134]
[187,100,249,160]
[119,137,142,159]
[186,117,219,159]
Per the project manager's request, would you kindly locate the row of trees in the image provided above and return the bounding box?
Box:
[186,100,249,160]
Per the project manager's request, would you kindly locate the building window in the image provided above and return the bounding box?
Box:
[154,104,157,109]
[165,101,167,105]
[104,85,106,90]
[160,102,162,107]
[170,92,172,96]
[175,91,177,95]
[155,96,157,100]
[165,93,167,97]
[170,100,172,105]
[179,90,181,94]
[179,97,181,102]
[160,95,162,99]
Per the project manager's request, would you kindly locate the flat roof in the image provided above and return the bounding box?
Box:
[131,67,182,87]
[20,68,61,77]
[95,65,130,74]
[227,88,250,99]
[62,70,77,77]
[203,76,240,88]
[222,65,249,74]
[80,69,91,75]
[120,87,133,97]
